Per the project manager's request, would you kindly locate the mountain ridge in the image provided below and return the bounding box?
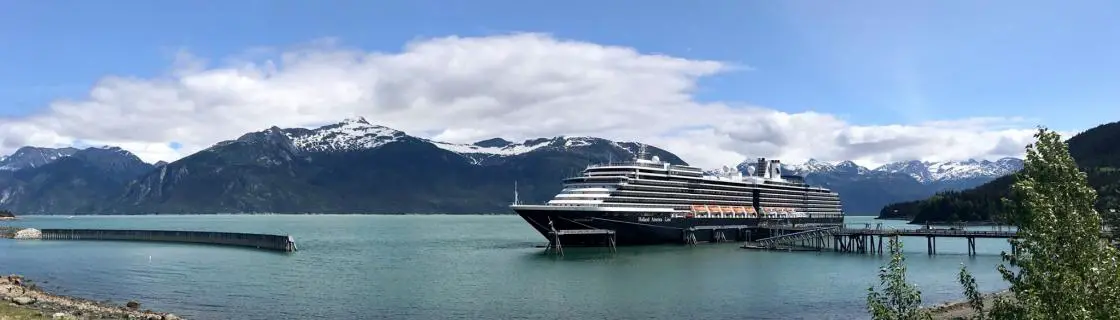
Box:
[0,118,1013,215]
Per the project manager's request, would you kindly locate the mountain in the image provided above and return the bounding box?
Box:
[714,157,1022,214]
[0,146,79,171]
[0,116,1019,215]
[0,146,153,214]
[880,121,1120,223]
[875,158,1024,190]
[3,117,683,214]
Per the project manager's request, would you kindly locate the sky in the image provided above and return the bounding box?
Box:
[1,0,1118,169]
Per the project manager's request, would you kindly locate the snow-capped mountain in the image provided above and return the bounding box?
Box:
[0,146,153,211]
[73,117,685,214]
[204,117,657,166]
[875,158,1024,183]
[285,117,408,153]
[0,146,80,171]
[712,157,1024,214]
[723,157,1022,184]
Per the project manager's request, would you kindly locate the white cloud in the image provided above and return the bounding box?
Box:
[0,33,1045,169]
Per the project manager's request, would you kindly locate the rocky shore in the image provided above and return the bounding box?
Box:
[1,275,182,320]
[0,227,18,239]
[925,290,1013,320]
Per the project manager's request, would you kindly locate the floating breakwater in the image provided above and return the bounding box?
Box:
[37,229,297,252]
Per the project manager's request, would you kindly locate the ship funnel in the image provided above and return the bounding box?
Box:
[757,158,769,178]
[770,160,782,178]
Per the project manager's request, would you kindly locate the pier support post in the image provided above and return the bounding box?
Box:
[682,228,697,246]
[547,232,563,256]
[608,232,617,254]
[878,236,884,255]
[967,237,976,256]
[927,236,933,255]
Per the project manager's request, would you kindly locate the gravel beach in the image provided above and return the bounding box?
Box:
[1,275,182,320]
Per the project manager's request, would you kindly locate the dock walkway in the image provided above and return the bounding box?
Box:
[37,229,298,252]
[748,224,1018,255]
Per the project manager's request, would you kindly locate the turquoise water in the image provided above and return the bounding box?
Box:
[0,215,1012,320]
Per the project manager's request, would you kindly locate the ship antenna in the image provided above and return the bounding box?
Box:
[513,180,520,205]
[637,143,648,161]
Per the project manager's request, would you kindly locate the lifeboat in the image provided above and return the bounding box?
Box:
[721,206,734,215]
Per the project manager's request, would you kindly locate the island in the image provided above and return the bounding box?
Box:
[0,209,14,220]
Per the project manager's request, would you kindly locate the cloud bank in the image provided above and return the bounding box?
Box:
[0,33,1043,169]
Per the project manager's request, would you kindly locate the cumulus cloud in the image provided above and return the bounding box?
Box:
[0,33,1044,169]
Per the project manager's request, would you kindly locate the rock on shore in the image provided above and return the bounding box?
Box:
[0,274,182,320]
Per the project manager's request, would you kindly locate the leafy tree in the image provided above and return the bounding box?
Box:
[872,127,1120,320]
[867,236,931,320]
[953,127,1120,319]
[957,264,987,320]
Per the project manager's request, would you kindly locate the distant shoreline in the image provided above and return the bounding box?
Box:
[873,216,1007,227]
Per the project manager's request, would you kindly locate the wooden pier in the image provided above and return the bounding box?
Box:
[744,225,1018,256]
[546,229,616,256]
[681,225,754,245]
[38,229,298,252]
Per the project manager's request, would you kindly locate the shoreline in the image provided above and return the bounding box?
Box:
[925,290,1013,320]
[873,216,1008,227]
[1,274,181,320]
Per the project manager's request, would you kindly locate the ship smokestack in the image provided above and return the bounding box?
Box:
[770,160,781,178]
[756,158,768,178]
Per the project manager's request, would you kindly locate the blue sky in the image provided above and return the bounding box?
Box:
[3,0,1118,130]
[1,1,1118,166]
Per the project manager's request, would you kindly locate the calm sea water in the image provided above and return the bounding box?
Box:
[0,215,1011,320]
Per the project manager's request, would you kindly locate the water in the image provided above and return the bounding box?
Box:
[0,215,1012,320]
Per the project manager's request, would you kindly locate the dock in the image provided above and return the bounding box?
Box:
[546,229,616,255]
[745,224,1017,255]
[37,229,298,252]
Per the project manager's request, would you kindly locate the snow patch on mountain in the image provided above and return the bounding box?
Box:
[430,136,608,157]
[285,117,406,153]
[429,139,551,156]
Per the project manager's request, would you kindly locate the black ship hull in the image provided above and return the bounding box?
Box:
[514,208,845,246]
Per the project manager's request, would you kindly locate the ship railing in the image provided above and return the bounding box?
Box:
[586,162,702,171]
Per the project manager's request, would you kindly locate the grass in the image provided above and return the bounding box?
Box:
[0,303,43,320]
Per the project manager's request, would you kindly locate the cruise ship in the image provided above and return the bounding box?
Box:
[510,145,846,246]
